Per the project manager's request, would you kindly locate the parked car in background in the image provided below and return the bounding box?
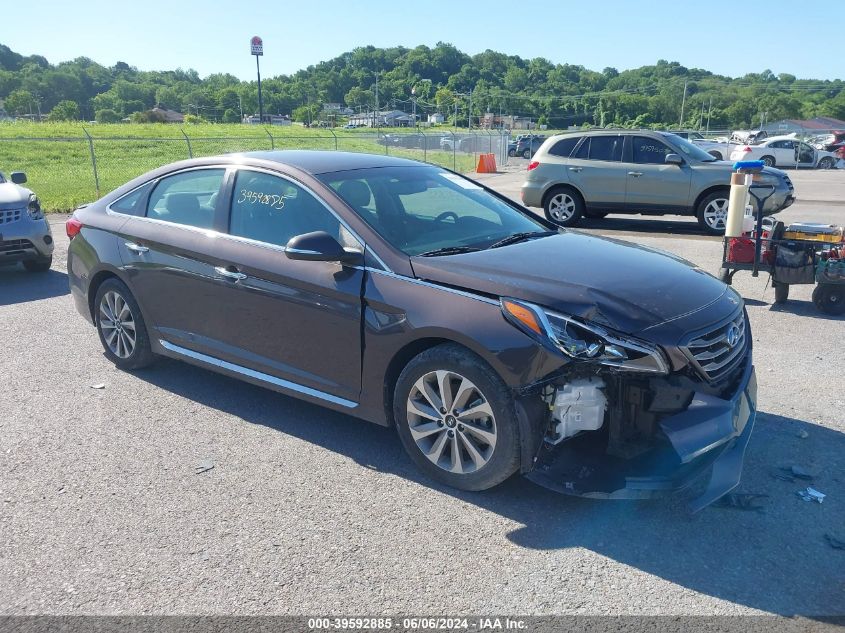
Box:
[66,150,758,511]
[691,136,738,160]
[515,135,546,159]
[0,170,54,272]
[521,130,795,234]
[807,131,845,160]
[730,129,768,144]
[730,135,838,169]
[667,130,705,140]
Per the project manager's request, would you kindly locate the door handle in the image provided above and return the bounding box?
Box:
[124,241,149,254]
[215,266,247,282]
[568,167,583,172]
[628,171,643,177]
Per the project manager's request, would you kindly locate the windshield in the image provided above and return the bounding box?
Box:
[319,166,550,256]
[662,133,718,162]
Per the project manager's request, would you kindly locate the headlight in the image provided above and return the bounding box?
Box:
[27,195,44,220]
[501,298,669,374]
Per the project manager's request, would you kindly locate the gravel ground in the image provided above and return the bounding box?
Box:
[0,172,843,616]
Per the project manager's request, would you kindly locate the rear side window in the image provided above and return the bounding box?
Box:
[632,136,672,164]
[110,181,153,216]
[548,137,581,157]
[588,135,623,161]
[146,169,225,229]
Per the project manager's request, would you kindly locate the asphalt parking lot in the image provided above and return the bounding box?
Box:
[1,168,843,616]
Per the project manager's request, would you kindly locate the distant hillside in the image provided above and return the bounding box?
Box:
[1,42,843,128]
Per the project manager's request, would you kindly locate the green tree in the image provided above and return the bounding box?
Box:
[95,108,122,123]
[3,89,34,115]
[48,99,80,121]
[222,108,240,123]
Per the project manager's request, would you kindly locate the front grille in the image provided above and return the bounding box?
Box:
[684,311,748,383]
[0,208,23,225]
[0,239,35,255]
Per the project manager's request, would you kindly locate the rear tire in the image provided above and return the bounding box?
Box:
[773,281,789,304]
[94,278,155,370]
[696,190,730,235]
[812,284,845,315]
[393,344,520,491]
[543,187,584,227]
[761,155,776,167]
[522,149,531,159]
[23,256,52,272]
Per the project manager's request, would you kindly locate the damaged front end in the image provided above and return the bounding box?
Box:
[504,298,757,512]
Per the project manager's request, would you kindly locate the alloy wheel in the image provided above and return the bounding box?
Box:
[99,290,137,359]
[548,193,576,223]
[703,198,729,231]
[406,370,497,474]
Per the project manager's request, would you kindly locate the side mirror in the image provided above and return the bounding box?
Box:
[10,171,27,184]
[665,154,684,166]
[285,231,361,265]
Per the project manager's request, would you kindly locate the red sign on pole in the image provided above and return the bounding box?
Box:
[250,36,263,56]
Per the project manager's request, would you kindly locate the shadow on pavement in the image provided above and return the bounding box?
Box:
[0,267,69,306]
[769,299,845,322]
[136,359,844,617]
[576,216,716,238]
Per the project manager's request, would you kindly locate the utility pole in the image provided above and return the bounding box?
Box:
[706,96,712,135]
[679,80,688,129]
[468,90,472,129]
[374,72,379,128]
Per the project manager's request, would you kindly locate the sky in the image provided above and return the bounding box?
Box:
[3,0,844,81]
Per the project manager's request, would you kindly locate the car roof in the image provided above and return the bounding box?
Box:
[241,150,425,174]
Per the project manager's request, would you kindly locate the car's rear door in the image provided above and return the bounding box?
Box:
[118,167,231,358]
[203,167,365,405]
[624,135,692,212]
[565,134,627,209]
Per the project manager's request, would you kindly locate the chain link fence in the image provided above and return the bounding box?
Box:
[0,127,510,212]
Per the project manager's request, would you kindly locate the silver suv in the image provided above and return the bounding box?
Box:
[0,170,54,271]
[520,130,796,234]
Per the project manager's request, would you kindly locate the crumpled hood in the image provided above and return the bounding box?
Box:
[411,232,729,333]
[0,183,32,209]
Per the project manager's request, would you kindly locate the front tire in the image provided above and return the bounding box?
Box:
[818,157,834,170]
[94,278,155,370]
[393,344,520,491]
[23,256,52,272]
[543,187,584,227]
[696,190,730,235]
[709,150,723,160]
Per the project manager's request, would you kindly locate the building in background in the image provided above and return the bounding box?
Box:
[762,117,845,135]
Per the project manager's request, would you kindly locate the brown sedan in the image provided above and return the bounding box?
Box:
[67,151,757,511]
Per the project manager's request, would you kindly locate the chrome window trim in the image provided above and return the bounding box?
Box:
[364,267,499,305]
[159,339,358,409]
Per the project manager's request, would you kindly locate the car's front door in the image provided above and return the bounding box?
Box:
[796,142,816,167]
[565,135,627,209]
[624,135,692,212]
[206,168,365,404]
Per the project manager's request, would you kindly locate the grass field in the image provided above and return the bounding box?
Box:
[0,122,503,211]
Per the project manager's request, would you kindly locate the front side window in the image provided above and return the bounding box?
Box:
[146,169,225,229]
[632,136,672,164]
[229,170,357,250]
[321,166,549,257]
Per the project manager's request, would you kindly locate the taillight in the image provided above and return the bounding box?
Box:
[742,146,752,153]
[527,161,540,171]
[66,216,83,239]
